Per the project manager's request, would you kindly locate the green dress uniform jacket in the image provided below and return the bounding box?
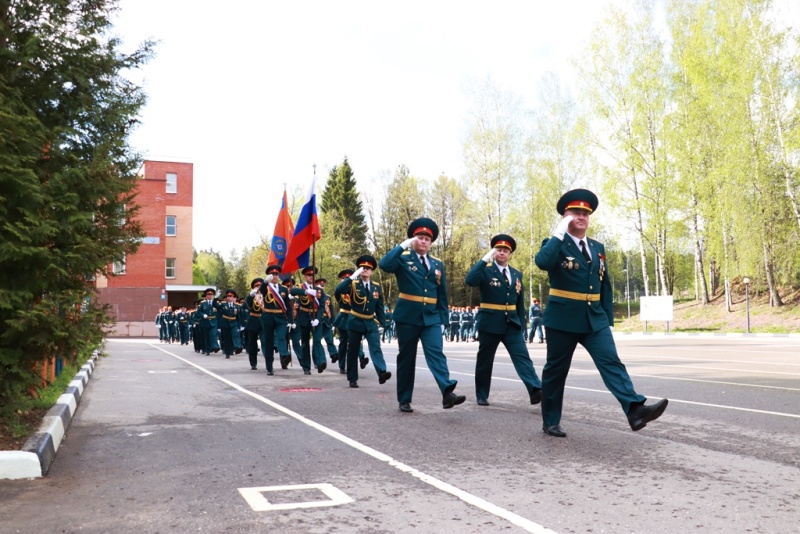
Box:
[378,246,448,326]
[535,236,612,332]
[464,260,526,333]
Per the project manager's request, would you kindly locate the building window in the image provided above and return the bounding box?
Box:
[166,215,177,236]
[166,172,177,194]
[165,258,176,279]
[113,254,126,275]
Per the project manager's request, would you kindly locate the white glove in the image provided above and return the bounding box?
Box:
[287,323,295,331]
[350,267,364,280]
[305,288,317,297]
[288,294,295,300]
[400,237,416,249]
[203,314,208,319]
[265,274,274,283]
[553,215,574,240]
[481,248,496,263]
[378,327,384,334]
[311,319,319,327]
[249,289,257,296]
[440,325,445,334]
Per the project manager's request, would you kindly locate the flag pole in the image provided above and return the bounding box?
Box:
[311,164,317,277]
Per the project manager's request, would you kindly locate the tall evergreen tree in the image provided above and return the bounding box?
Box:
[319,157,368,261]
[0,0,153,404]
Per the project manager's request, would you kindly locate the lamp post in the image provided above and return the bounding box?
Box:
[743,277,751,334]
[622,267,631,319]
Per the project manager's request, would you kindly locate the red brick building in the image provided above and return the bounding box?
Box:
[96,160,211,336]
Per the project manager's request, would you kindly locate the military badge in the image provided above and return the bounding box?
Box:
[435,269,441,285]
[565,257,575,270]
[490,278,501,287]
[515,278,522,294]
[373,290,380,299]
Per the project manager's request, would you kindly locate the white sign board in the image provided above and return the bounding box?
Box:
[640,296,673,321]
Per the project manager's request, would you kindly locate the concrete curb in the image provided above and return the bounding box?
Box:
[0,352,99,480]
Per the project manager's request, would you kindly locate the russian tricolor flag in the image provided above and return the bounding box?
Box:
[281,176,320,274]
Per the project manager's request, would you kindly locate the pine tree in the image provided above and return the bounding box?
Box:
[320,157,368,261]
[0,0,153,404]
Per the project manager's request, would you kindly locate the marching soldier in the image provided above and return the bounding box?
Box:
[535,188,668,437]
[281,276,302,368]
[465,234,543,407]
[448,306,461,342]
[528,298,544,343]
[197,288,222,355]
[176,306,190,345]
[378,217,465,412]
[244,277,264,370]
[257,265,292,375]
[333,268,368,375]
[290,266,327,374]
[219,289,240,358]
[335,255,392,388]
[315,277,340,364]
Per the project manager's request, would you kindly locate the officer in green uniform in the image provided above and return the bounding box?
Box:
[315,277,340,364]
[257,265,292,375]
[219,289,239,358]
[282,276,303,368]
[290,266,328,374]
[465,234,543,407]
[335,255,392,388]
[535,189,668,437]
[379,217,465,412]
[198,288,222,354]
[244,277,264,370]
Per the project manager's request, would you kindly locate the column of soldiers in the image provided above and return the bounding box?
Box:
[165,195,668,437]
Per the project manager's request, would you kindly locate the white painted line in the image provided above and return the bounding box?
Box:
[238,483,353,511]
[151,344,557,534]
[438,365,800,418]
[147,370,178,374]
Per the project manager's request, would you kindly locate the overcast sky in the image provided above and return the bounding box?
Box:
[113,1,616,257]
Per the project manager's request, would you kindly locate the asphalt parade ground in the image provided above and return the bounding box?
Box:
[1,335,799,533]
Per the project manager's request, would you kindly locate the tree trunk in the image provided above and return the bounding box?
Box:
[761,240,783,307]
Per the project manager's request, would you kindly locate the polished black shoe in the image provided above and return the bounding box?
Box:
[267,370,274,376]
[331,354,339,363]
[477,398,490,406]
[539,339,544,344]
[378,371,392,384]
[349,381,359,388]
[250,366,257,370]
[318,362,327,373]
[443,391,466,409]
[542,424,567,437]
[339,369,347,374]
[280,355,291,369]
[225,354,230,359]
[235,348,243,354]
[399,402,413,413]
[360,357,369,369]
[628,398,668,431]
[303,370,311,375]
[529,388,542,405]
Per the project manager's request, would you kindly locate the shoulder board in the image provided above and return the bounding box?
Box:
[401,250,411,256]
[429,254,441,262]
[372,282,381,287]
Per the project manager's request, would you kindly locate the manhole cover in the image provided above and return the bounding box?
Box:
[279,388,324,393]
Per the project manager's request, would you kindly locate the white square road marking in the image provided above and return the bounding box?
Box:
[147,370,178,374]
[238,484,354,512]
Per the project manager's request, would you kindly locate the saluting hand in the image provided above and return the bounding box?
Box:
[350,267,364,280]
[400,236,417,249]
[553,215,574,240]
[481,248,496,263]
